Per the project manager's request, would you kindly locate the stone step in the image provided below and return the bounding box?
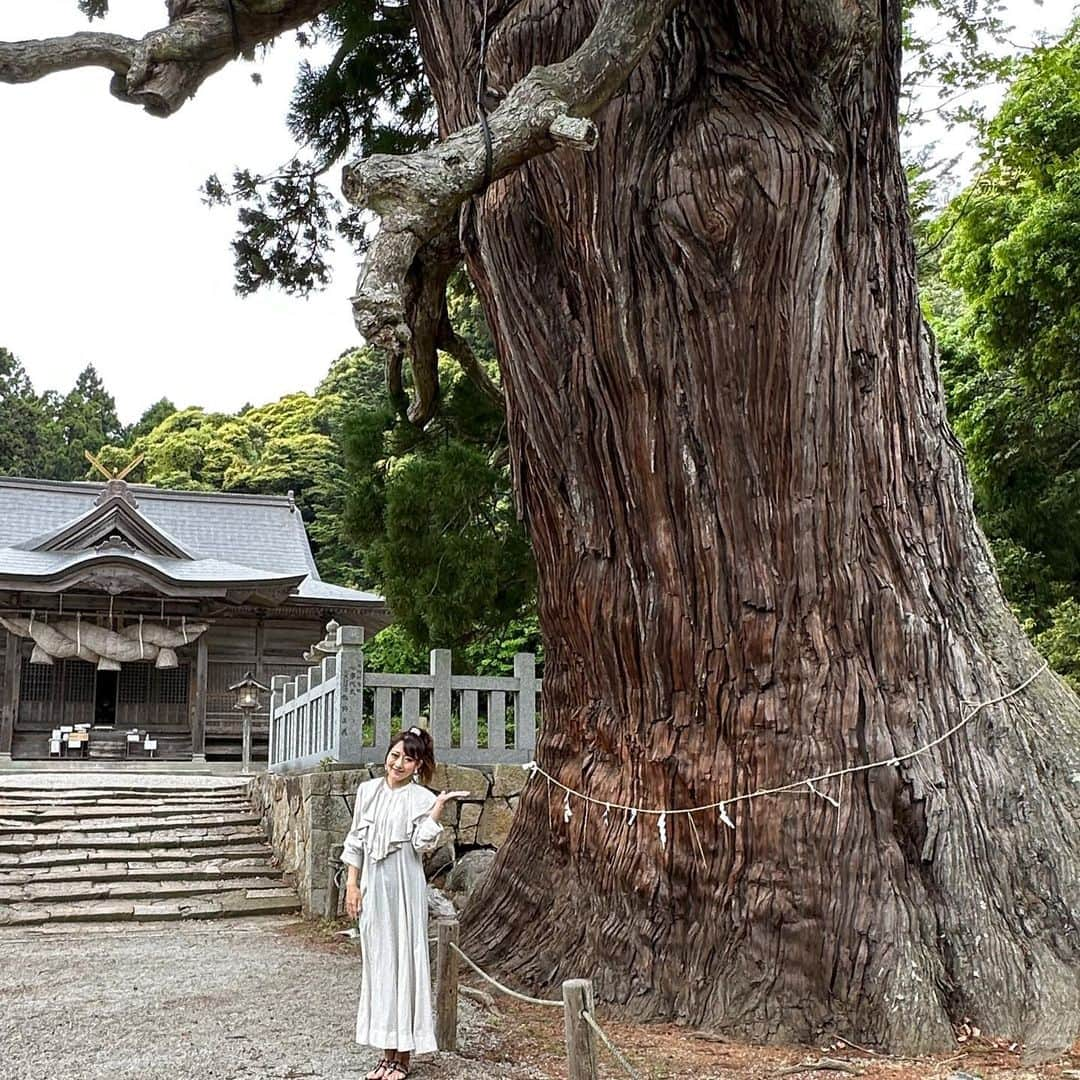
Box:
[0,875,290,904]
[0,827,267,853]
[0,844,274,868]
[0,790,250,802]
[0,843,273,867]
[0,788,248,803]
[0,890,301,927]
[0,812,262,832]
[0,803,254,822]
[0,794,250,803]
[0,784,296,927]
[0,859,284,885]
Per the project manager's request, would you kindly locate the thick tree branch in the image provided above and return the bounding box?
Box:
[342,0,677,420]
[0,0,334,116]
[0,32,133,81]
[383,217,503,426]
[401,222,458,427]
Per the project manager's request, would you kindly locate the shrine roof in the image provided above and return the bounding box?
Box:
[0,477,385,613]
[0,546,303,585]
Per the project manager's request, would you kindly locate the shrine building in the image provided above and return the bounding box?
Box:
[0,475,388,763]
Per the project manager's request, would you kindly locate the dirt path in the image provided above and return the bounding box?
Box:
[0,917,1075,1080]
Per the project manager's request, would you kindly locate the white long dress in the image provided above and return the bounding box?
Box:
[342,777,443,1053]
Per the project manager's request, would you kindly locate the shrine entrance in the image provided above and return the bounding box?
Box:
[93,670,118,728]
[9,652,194,759]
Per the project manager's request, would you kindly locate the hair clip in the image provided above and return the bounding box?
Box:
[408,726,423,736]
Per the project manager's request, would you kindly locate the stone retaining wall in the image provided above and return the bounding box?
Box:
[248,762,525,918]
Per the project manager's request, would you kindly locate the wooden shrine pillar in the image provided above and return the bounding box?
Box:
[190,634,208,762]
[254,617,266,684]
[0,631,21,761]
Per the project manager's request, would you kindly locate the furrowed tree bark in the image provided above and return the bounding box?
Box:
[0,0,334,116]
[409,0,1080,1059]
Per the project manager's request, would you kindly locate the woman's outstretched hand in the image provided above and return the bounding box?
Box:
[429,789,471,822]
[345,882,362,920]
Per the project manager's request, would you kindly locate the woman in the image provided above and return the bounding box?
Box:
[342,726,469,1080]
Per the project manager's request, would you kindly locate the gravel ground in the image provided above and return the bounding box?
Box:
[3,916,1077,1080]
[0,917,551,1080]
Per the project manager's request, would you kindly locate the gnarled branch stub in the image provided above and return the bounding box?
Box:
[341,0,676,426]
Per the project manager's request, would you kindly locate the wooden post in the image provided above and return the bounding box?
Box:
[254,617,266,685]
[562,979,598,1080]
[326,842,343,919]
[514,652,537,753]
[190,634,208,762]
[241,710,252,774]
[0,632,20,761]
[435,917,460,1052]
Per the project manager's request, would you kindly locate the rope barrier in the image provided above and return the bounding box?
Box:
[443,939,640,1076]
[523,661,1050,819]
[448,941,563,1007]
[582,1009,640,1080]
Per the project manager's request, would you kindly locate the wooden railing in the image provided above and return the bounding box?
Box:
[268,626,540,772]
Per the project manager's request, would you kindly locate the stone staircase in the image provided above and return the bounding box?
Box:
[0,782,300,926]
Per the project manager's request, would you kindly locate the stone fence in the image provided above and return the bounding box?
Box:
[268,625,541,772]
[248,761,525,918]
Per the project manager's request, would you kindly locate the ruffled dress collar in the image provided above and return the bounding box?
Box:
[360,779,435,862]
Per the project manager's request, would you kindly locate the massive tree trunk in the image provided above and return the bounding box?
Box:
[413,0,1080,1058]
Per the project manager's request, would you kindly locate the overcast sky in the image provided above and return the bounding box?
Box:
[0,2,1075,424]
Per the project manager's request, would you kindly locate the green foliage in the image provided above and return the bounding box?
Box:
[0,348,52,478]
[362,624,430,674]
[205,0,432,296]
[368,440,531,646]
[317,347,392,413]
[127,398,177,442]
[1033,598,1080,693]
[337,343,537,672]
[53,365,124,481]
[290,1,432,161]
[125,407,227,490]
[461,614,543,677]
[204,163,339,296]
[363,615,543,680]
[0,357,135,481]
[939,30,1080,382]
[930,20,1080,681]
[902,0,1017,132]
[78,0,109,19]
[307,349,393,583]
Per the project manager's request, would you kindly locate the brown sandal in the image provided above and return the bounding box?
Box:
[385,1064,409,1080]
[365,1059,391,1080]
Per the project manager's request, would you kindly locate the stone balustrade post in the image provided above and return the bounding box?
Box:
[335,625,365,763]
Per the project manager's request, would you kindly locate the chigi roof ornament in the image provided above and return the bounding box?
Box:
[86,450,144,507]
